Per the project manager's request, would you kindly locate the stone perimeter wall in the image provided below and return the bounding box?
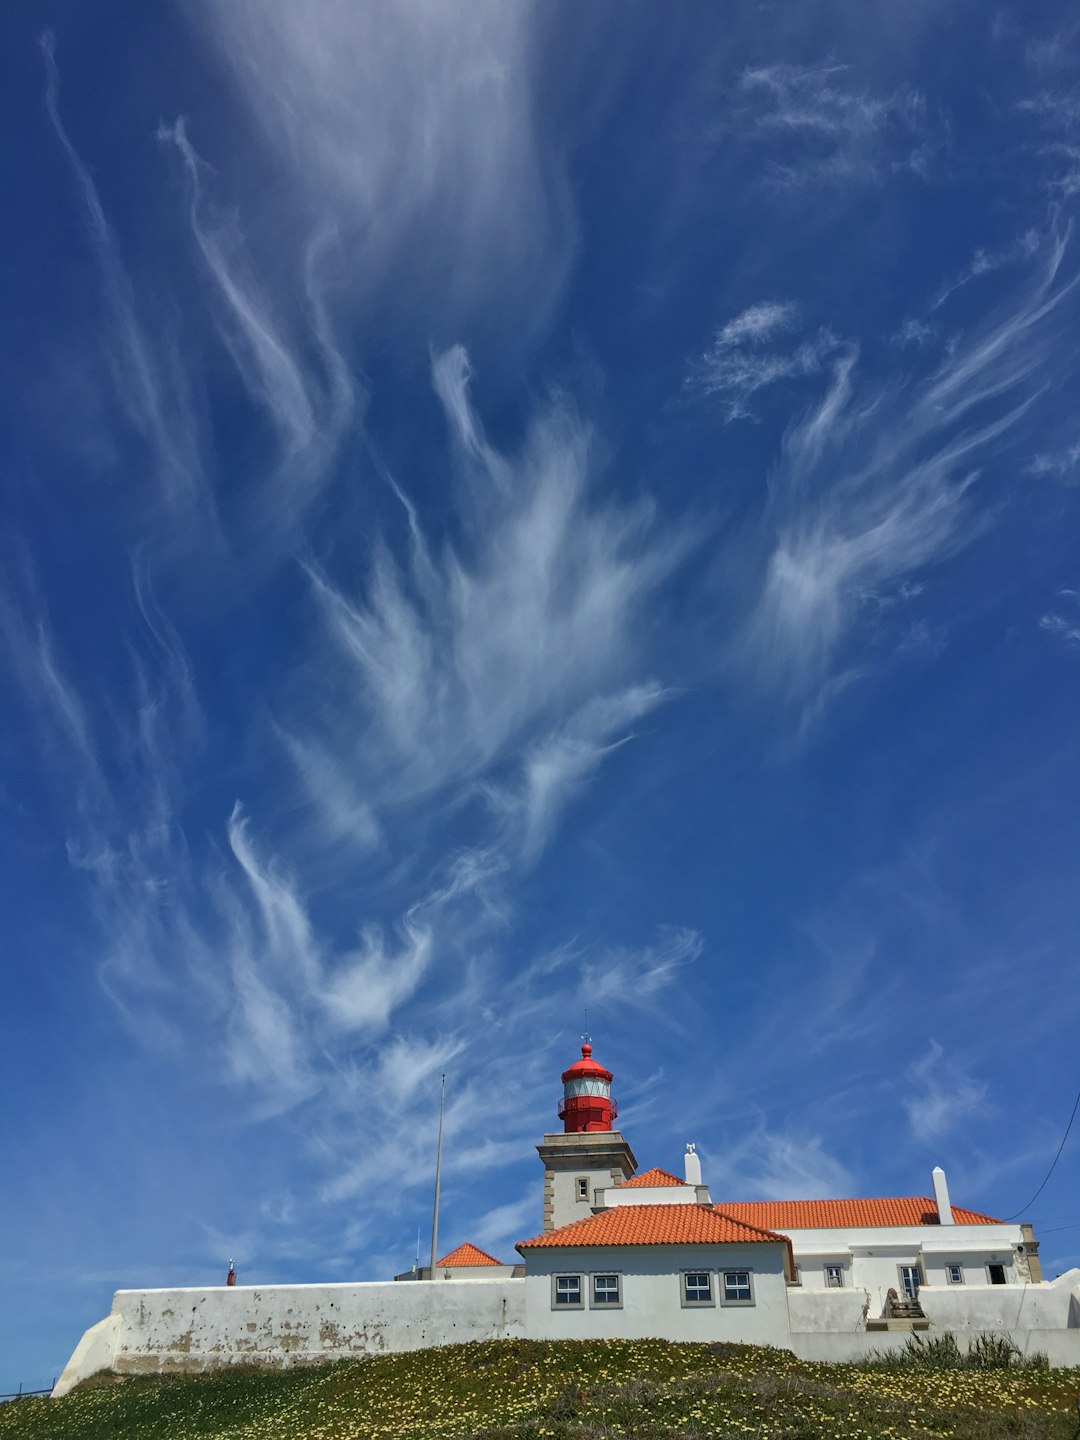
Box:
[53,1269,1080,1397]
[53,1279,525,1397]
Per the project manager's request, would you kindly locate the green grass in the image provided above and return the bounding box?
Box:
[2,1339,1079,1440]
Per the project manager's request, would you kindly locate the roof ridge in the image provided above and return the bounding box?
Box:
[618,1166,685,1188]
[436,1241,504,1267]
[516,1201,792,1252]
[711,1207,789,1243]
[712,1197,1002,1226]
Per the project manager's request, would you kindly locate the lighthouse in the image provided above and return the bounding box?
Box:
[558,1042,617,1132]
[536,1038,637,1230]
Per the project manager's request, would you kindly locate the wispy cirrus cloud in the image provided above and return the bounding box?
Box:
[40,35,213,527]
[1027,439,1080,479]
[688,301,843,422]
[904,1040,988,1144]
[580,927,704,1013]
[930,230,1042,312]
[291,345,687,852]
[1016,89,1080,197]
[738,232,1079,712]
[1040,590,1080,646]
[710,1125,855,1202]
[191,0,574,338]
[159,120,358,538]
[735,62,933,187]
[2,342,693,1231]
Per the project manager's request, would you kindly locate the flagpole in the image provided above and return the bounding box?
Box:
[429,1072,446,1276]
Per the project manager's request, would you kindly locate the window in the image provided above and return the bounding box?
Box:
[899,1265,922,1299]
[682,1271,714,1306]
[591,1273,621,1308]
[987,1262,1007,1285]
[721,1270,754,1305]
[575,1177,589,1202]
[946,1263,964,1285]
[824,1264,844,1289]
[552,1274,583,1309]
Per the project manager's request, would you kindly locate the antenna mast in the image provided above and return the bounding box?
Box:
[429,1072,446,1276]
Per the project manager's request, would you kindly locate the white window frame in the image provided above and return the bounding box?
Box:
[681,1270,715,1307]
[551,1273,584,1309]
[824,1263,844,1289]
[945,1263,964,1285]
[590,1272,622,1309]
[575,1176,590,1203]
[720,1269,755,1306]
[898,1264,923,1299]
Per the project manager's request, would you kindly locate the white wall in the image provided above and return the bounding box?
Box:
[53,1263,1080,1395]
[53,1278,525,1394]
[787,1288,867,1333]
[787,1329,1080,1366]
[436,1265,518,1279]
[524,1243,789,1344]
[780,1223,1023,1316]
[919,1271,1080,1332]
[600,1185,702,1208]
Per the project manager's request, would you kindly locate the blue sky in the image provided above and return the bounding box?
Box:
[3,0,1080,1389]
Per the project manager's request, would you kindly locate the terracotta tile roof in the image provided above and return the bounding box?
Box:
[618,1167,686,1188]
[714,1198,1001,1229]
[517,1203,789,1251]
[437,1242,503,1267]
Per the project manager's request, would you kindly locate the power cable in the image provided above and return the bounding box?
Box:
[1000,1088,1080,1221]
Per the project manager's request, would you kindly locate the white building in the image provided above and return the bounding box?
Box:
[51,1039,1080,1394]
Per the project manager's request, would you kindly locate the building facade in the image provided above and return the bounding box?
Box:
[51,1039,1080,1395]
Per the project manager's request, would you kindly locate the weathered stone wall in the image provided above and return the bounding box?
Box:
[53,1278,524,1396]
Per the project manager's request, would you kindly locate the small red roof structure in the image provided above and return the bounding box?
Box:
[715,1198,1000,1229]
[436,1242,503,1268]
[561,1043,613,1085]
[618,1167,685,1188]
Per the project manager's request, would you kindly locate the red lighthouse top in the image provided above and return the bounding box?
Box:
[558,1042,618,1133]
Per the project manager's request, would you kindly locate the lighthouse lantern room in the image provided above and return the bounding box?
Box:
[558,1043,617,1132]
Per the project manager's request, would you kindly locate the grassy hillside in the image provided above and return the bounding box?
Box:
[2,1338,1078,1440]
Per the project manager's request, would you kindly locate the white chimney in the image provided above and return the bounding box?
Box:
[932,1166,954,1225]
[684,1143,702,1186]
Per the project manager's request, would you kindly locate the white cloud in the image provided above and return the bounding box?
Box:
[292,346,686,835]
[159,120,358,532]
[1040,591,1080,646]
[190,0,573,337]
[688,301,843,422]
[904,1041,988,1143]
[739,233,1079,711]
[40,35,212,525]
[892,318,937,349]
[713,301,801,348]
[736,63,932,187]
[930,230,1042,312]
[580,927,703,1012]
[468,1189,540,1257]
[710,1126,855,1202]
[1027,439,1080,479]
[494,683,669,862]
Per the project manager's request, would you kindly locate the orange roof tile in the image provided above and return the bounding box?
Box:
[437,1242,503,1267]
[714,1198,1001,1230]
[517,1203,789,1251]
[618,1167,686,1188]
